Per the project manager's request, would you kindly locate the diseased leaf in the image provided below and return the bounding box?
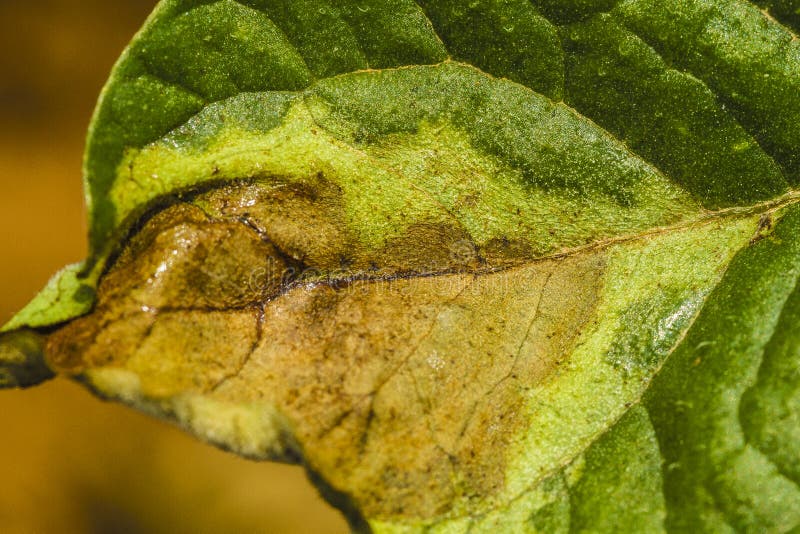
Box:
[3,1,800,532]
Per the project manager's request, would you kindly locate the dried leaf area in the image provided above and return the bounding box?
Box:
[46,179,605,520]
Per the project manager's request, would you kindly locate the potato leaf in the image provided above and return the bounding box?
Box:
[3,1,800,531]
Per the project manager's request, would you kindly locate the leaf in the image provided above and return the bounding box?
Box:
[3,1,800,531]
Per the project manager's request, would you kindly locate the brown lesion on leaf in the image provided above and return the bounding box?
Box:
[47,198,288,374]
[377,223,482,274]
[108,202,293,309]
[749,212,774,244]
[198,174,352,271]
[481,236,535,265]
[44,178,607,522]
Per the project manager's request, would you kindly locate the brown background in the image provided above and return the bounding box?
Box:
[0,1,347,532]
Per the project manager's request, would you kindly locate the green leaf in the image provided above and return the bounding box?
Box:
[4,1,800,531]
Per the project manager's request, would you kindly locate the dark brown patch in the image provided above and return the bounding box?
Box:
[44,179,608,522]
[750,212,774,244]
[199,176,351,270]
[378,223,480,274]
[481,236,535,265]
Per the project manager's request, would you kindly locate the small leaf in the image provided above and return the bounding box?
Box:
[4,1,800,532]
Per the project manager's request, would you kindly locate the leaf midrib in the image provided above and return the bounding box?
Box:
[105,178,799,317]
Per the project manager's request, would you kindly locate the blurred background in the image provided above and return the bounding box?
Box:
[0,1,347,532]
